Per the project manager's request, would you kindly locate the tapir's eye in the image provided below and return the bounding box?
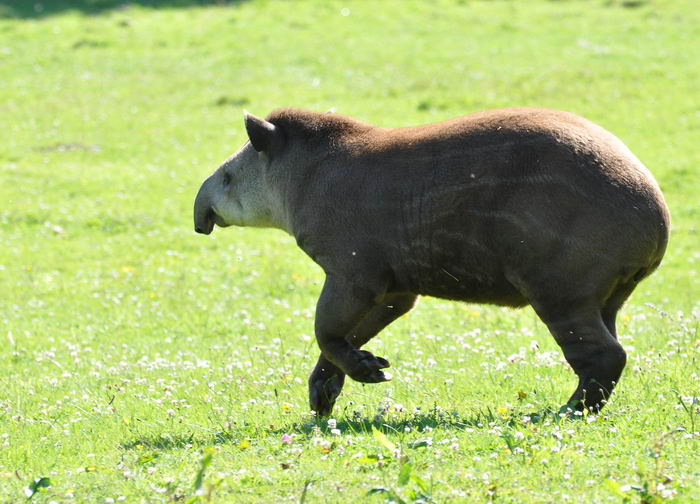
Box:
[222,172,232,186]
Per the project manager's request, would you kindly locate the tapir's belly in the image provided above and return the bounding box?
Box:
[390,224,530,306]
[417,275,529,306]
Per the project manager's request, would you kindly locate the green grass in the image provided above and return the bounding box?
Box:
[1,0,699,502]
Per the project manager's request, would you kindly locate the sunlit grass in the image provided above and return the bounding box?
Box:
[1,0,698,502]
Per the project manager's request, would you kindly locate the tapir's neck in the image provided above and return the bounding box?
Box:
[269,202,295,236]
[263,178,296,236]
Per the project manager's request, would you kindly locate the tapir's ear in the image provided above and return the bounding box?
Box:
[244,111,285,154]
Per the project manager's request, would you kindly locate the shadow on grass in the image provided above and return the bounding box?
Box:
[0,0,250,19]
[120,407,574,452]
[122,432,202,451]
[313,405,572,436]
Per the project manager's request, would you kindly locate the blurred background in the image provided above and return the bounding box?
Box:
[0,0,698,501]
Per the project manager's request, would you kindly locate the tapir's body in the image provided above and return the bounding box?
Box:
[194,107,669,416]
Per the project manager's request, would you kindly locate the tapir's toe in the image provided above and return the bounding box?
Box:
[356,369,392,383]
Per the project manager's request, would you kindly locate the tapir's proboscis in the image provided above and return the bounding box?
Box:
[194,107,669,417]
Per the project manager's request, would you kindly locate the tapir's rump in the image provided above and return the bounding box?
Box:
[194,107,669,416]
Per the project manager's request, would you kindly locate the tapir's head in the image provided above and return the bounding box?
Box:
[194,111,287,235]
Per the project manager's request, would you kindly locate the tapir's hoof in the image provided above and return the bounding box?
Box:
[309,373,345,417]
[348,350,391,383]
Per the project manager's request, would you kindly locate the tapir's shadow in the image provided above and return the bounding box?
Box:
[298,405,572,436]
[120,407,572,452]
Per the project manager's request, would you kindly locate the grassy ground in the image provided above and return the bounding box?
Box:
[1,0,699,502]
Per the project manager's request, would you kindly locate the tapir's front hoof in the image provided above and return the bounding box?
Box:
[309,373,345,417]
[347,350,391,383]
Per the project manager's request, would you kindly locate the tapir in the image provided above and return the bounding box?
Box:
[194,107,669,416]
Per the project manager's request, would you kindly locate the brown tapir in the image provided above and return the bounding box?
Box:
[194,107,669,417]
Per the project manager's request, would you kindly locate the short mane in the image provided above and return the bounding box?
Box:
[265,108,371,144]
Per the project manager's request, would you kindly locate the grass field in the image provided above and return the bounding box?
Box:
[1,0,699,502]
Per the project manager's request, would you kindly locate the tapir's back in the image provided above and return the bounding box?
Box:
[373,107,662,203]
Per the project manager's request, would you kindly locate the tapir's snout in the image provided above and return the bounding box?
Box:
[194,177,215,235]
[194,210,214,235]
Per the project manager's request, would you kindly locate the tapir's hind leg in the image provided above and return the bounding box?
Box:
[601,280,638,339]
[538,307,627,412]
[309,293,416,416]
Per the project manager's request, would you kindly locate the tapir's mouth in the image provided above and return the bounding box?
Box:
[213,213,229,228]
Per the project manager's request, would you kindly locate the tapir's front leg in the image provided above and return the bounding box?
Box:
[314,275,392,384]
[309,294,417,416]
